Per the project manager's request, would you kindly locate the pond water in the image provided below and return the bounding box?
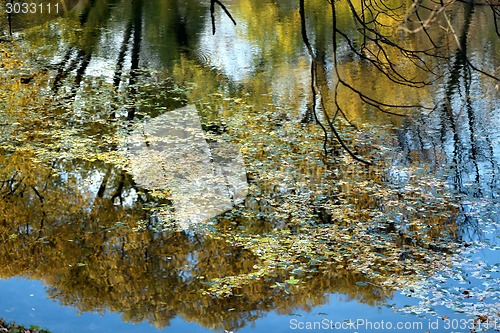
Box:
[0,0,499,332]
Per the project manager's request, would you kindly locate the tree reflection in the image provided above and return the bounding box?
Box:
[210,0,498,164]
[393,1,499,242]
[0,0,498,331]
[0,152,398,330]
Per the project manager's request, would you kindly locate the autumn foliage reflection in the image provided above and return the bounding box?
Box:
[0,0,497,331]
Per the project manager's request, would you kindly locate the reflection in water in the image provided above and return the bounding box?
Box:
[127,105,248,228]
[379,2,499,321]
[198,17,258,83]
[0,0,499,331]
[394,0,499,213]
[0,153,398,331]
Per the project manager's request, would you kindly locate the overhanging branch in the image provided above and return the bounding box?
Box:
[210,0,237,35]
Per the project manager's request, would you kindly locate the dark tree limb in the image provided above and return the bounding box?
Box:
[210,0,236,35]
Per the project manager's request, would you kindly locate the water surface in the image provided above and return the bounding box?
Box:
[0,0,499,332]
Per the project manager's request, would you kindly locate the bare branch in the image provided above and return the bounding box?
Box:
[210,0,237,35]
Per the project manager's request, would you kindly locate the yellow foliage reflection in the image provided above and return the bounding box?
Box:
[1,0,497,331]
